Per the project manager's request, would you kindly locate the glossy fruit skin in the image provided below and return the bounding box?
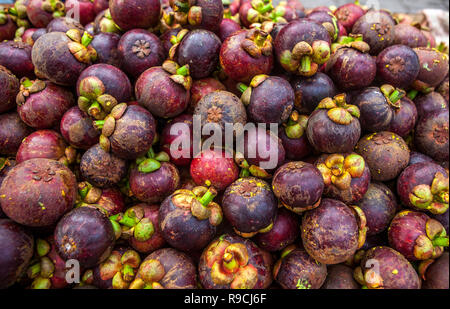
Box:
[389,97,418,137]
[247,76,294,125]
[219,18,241,42]
[31,28,47,42]
[414,47,449,90]
[351,10,395,55]
[18,80,74,129]
[326,47,376,91]
[357,182,397,236]
[0,41,34,79]
[254,208,299,252]
[220,29,273,83]
[355,131,410,182]
[316,153,371,204]
[437,75,449,103]
[334,3,365,32]
[77,63,132,103]
[26,0,58,28]
[414,92,448,119]
[423,252,449,289]
[0,158,77,227]
[185,0,223,33]
[414,109,449,162]
[85,187,125,216]
[198,234,272,289]
[321,264,359,289]
[273,161,324,213]
[90,32,121,67]
[0,219,34,289]
[0,14,17,42]
[135,66,189,118]
[278,125,312,161]
[222,177,277,234]
[80,144,128,188]
[0,66,19,114]
[16,130,67,164]
[159,28,181,56]
[93,0,109,14]
[393,24,428,48]
[306,109,361,154]
[302,198,360,264]
[118,29,165,79]
[135,248,197,289]
[397,162,448,211]
[54,207,115,268]
[65,0,96,26]
[409,151,434,167]
[376,45,420,89]
[291,72,337,114]
[46,17,84,33]
[109,0,161,31]
[108,105,156,160]
[60,106,100,150]
[32,32,90,86]
[274,247,327,289]
[190,149,239,191]
[0,112,33,156]
[189,78,226,113]
[177,30,221,80]
[128,204,166,254]
[130,162,180,204]
[353,86,396,133]
[306,10,339,42]
[359,246,421,289]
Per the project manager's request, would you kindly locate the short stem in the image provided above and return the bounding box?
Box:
[93,119,105,130]
[176,65,189,76]
[81,31,93,47]
[110,220,122,240]
[22,78,33,88]
[240,168,250,178]
[89,102,102,117]
[389,90,403,104]
[198,188,217,207]
[432,237,449,247]
[110,213,137,228]
[258,4,273,14]
[300,56,311,73]
[407,89,419,100]
[237,83,248,93]
[122,264,134,278]
[254,33,267,47]
[147,147,156,159]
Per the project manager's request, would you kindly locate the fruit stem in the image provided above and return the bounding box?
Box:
[237,83,248,93]
[89,102,102,118]
[81,31,94,47]
[22,78,33,88]
[223,253,239,272]
[147,147,156,159]
[110,213,137,228]
[122,264,134,279]
[240,168,250,178]
[176,65,189,76]
[407,89,419,100]
[93,119,105,130]
[389,90,403,104]
[432,236,449,247]
[258,4,273,14]
[134,220,155,242]
[110,220,122,240]
[198,188,217,207]
[300,56,311,73]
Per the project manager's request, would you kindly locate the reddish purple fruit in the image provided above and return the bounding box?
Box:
[376,45,420,89]
[199,234,272,289]
[222,177,277,237]
[306,94,361,154]
[46,16,84,33]
[254,208,299,252]
[355,131,410,182]
[65,0,96,25]
[414,92,448,119]
[169,0,223,33]
[26,0,65,28]
[0,12,17,42]
[219,18,241,42]
[0,219,34,289]
[315,153,371,204]
[414,109,449,162]
[160,114,194,166]
[136,61,191,118]
[220,28,273,83]
[389,96,418,137]
[357,182,397,236]
[17,79,74,129]
[412,47,449,93]
[394,23,429,48]
[109,0,161,31]
[77,182,125,216]
[118,29,165,79]
[189,78,226,113]
[279,112,312,160]
[0,158,77,227]
[60,106,100,150]
[0,112,33,156]
[321,264,359,289]
[273,246,327,289]
[409,151,434,167]
[421,252,449,289]
[354,246,421,289]
[54,206,115,268]
[0,41,34,78]
[273,161,324,214]
[388,210,448,261]
[397,162,448,215]
[90,32,121,67]
[334,2,365,32]
[0,66,19,114]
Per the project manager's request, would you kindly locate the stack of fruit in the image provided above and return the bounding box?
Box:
[0,0,448,289]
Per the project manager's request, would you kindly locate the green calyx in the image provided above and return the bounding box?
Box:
[317,94,360,125]
[136,148,170,173]
[41,0,65,16]
[409,172,449,215]
[407,89,419,100]
[284,111,308,139]
[331,34,369,53]
[380,84,406,108]
[109,207,155,242]
[78,76,118,120]
[133,218,155,242]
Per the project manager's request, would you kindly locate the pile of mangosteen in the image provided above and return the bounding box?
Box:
[0,0,448,290]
